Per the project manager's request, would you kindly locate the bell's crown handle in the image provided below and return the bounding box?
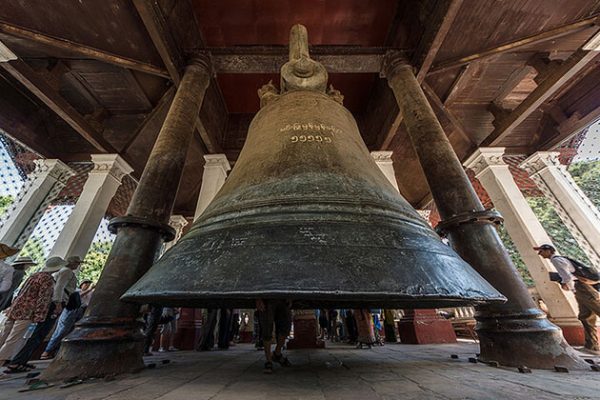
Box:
[280,24,328,93]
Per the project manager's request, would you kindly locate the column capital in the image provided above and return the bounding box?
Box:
[187,51,214,78]
[33,159,75,184]
[370,151,394,163]
[168,214,189,231]
[519,151,561,176]
[380,50,412,79]
[463,147,507,177]
[90,154,134,183]
[203,154,231,172]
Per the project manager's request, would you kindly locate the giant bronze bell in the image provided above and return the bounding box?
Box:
[122,25,505,308]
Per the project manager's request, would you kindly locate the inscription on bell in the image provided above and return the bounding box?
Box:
[279,122,342,134]
[290,135,332,143]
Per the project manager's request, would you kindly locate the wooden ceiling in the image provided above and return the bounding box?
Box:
[0,0,600,215]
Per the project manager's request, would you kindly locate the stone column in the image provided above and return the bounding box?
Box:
[371,151,399,191]
[382,52,584,369]
[51,155,133,260]
[0,159,74,247]
[194,154,230,220]
[464,148,583,344]
[520,151,600,267]
[43,55,213,380]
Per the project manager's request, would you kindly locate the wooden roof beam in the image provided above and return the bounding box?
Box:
[377,0,462,150]
[422,82,475,149]
[0,20,169,78]
[540,104,600,150]
[132,0,222,154]
[481,31,600,147]
[1,58,117,153]
[430,15,600,75]
[413,0,464,83]
[210,46,386,74]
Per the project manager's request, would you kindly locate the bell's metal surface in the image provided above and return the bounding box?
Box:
[122,25,505,308]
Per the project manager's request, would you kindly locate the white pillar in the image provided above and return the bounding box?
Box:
[464,148,579,326]
[520,151,600,267]
[0,159,74,247]
[51,154,133,260]
[371,151,399,192]
[194,154,230,220]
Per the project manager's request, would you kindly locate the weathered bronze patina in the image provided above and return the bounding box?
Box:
[123,25,504,309]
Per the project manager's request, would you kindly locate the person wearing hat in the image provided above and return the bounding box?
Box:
[0,256,63,371]
[0,256,37,312]
[5,256,80,371]
[535,243,600,355]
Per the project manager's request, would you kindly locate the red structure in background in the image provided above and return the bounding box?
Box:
[173,308,203,350]
[398,309,457,344]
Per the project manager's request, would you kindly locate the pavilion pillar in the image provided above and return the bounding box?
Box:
[464,148,583,345]
[370,151,399,191]
[382,53,584,369]
[43,55,213,380]
[0,159,74,248]
[194,154,230,220]
[371,151,456,344]
[520,151,600,267]
[51,154,133,260]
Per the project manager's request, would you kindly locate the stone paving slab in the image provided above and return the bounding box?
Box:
[1,342,599,400]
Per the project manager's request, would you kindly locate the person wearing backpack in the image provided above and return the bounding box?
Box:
[535,244,600,355]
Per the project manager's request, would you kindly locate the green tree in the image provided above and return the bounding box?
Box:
[79,240,113,283]
[0,194,14,216]
[496,224,534,287]
[568,160,600,209]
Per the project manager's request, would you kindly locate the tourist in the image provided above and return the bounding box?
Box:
[0,256,63,371]
[535,244,600,354]
[318,308,328,339]
[256,298,292,374]
[328,309,339,342]
[40,279,94,359]
[143,304,163,355]
[354,308,375,349]
[158,307,179,352]
[197,308,218,351]
[0,256,36,312]
[5,256,79,372]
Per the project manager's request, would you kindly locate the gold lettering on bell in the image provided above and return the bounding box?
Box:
[279,122,341,135]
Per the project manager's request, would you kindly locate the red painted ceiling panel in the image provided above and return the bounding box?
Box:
[193,0,397,46]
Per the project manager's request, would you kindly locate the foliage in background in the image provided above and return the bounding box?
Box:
[0,195,13,216]
[568,160,600,209]
[496,160,600,287]
[496,224,534,287]
[79,240,113,283]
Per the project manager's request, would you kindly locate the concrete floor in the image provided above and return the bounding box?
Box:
[1,341,599,400]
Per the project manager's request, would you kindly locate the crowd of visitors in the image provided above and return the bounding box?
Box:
[0,244,95,374]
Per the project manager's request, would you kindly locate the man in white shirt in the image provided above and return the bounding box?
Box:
[535,244,600,355]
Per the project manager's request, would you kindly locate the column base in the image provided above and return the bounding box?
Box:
[173,308,203,350]
[397,309,457,344]
[41,317,145,381]
[553,320,600,347]
[476,309,588,369]
[287,311,325,349]
[238,331,253,343]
